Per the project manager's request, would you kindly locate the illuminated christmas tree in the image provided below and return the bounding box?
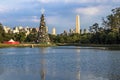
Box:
[37,9,50,44]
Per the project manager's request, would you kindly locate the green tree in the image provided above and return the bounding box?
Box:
[103,7,120,29]
[14,32,26,43]
[25,32,38,43]
[0,23,5,42]
[80,34,90,44]
[106,32,116,44]
[89,23,99,33]
[3,33,14,41]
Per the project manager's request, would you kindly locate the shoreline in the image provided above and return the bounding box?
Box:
[56,43,120,50]
[56,43,120,46]
[0,43,56,48]
[0,43,120,50]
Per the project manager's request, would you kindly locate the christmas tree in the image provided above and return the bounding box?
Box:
[37,11,50,44]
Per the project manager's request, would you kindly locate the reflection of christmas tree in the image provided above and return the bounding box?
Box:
[37,13,50,44]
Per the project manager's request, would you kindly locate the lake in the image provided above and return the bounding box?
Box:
[0,46,120,80]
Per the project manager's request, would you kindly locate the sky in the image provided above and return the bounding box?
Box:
[0,0,120,33]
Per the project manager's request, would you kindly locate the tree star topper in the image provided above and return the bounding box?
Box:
[41,8,45,14]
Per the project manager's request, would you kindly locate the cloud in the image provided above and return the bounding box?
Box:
[0,4,21,14]
[75,5,113,16]
[0,0,34,14]
[1,0,120,33]
[0,5,9,13]
[37,0,120,4]
[37,0,59,3]
[74,5,114,30]
[113,0,120,2]
[75,7,100,16]
[18,16,39,23]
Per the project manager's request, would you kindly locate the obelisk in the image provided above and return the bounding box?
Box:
[76,15,80,34]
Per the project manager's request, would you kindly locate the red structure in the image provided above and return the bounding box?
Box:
[4,39,20,44]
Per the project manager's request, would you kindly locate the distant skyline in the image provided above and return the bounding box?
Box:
[0,0,120,33]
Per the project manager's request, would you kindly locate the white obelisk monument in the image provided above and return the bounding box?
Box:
[76,15,80,34]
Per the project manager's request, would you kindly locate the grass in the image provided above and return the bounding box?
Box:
[0,43,56,48]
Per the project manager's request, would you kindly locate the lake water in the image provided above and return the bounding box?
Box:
[0,46,120,80]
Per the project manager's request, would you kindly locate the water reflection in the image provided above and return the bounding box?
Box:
[108,51,120,80]
[76,47,81,53]
[0,47,119,80]
[0,56,4,75]
[76,48,80,80]
[40,48,46,80]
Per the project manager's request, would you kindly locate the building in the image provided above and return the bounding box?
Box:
[18,26,23,30]
[61,30,68,36]
[75,15,80,34]
[3,26,11,33]
[52,27,56,35]
[13,27,19,33]
[69,28,75,34]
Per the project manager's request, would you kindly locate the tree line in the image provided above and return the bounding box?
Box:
[49,7,120,44]
[0,23,38,43]
[0,7,120,44]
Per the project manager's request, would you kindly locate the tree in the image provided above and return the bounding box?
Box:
[25,34,35,43]
[89,23,99,33]
[0,23,5,42]
[104,7,120,29]
[14,32,26,43]
[80,34,90,44]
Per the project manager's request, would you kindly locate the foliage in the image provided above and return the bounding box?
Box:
[0,7,120,44]
[13,32,26,43]
[0,23,5,42]
[25,32,38,43]
[49,7,120,44]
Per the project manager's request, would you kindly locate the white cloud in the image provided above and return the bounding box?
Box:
[37,0,58,3]
[75,5,113,16]
[37,0,91,3]
[76,0,119,3]
[1,0,119,33]
[37,0,119,3]
[75,7,100,16]
[74,5,113,30]
[65,0,92,3]
[0,5,20,14]
[113,0,120,2]
[0,6,9,13]
[18,16,39,23]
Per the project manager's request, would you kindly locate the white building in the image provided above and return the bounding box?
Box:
[13,27,19,33]
[18,26,23,30]
[3,25,38,36]
[3,26,11,33]
[52,27,56,35]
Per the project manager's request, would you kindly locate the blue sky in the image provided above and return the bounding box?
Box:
[0,0,120,33]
